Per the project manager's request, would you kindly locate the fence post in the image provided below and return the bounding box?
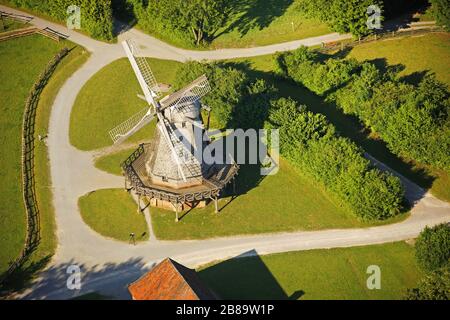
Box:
[0,47,69,286]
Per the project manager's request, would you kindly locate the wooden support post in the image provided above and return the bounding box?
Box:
[0,13,4,32]
[214,196,218,214]
[137,195,141,213]
[175,203,179,222]
[233,178,236,195]
[207,109,211,131]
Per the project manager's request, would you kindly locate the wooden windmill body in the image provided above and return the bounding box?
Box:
[110,41,238,221]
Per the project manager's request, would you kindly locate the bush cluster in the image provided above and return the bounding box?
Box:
[266,98,404,220]
[277,46,450,171]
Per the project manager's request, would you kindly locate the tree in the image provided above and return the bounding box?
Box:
[127,0,229,45]
[430,0,450,31]
[405,264,450,300]
[415,224,450,272]
[299,0,384,37]
[183,0,230,45]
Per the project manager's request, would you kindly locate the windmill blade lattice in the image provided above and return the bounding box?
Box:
[109,107,156,144]
[126,40,161,98]
[160,75,211,112]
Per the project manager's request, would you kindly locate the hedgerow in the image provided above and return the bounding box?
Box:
[276,46,450,171]
[266,98,404,220]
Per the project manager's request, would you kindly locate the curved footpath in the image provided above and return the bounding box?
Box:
[1,6,449,299]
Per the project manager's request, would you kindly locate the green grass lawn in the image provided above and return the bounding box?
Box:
[78,189,149,242]
[226,33,450,202]
[131,0,331,49]
[0,18,28,33]
[150,159,407,240]
[198,241,422,300]
[94,147,137,176]
[209,0,331,49]
[70,58,180,151]
[0,35,89,287]
[348,33,450,85]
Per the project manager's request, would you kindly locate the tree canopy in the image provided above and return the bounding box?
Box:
[276,46,450,171]
[415,223,450,272]
[126,0,230,45]
[430,0,450,31]
[299,0,384,37]
[6,0,114,40]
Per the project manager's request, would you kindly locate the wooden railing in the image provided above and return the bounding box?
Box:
[0,48,69,286]
[318,24,444,54]
[0,26,62,42]
[0,10,33,24]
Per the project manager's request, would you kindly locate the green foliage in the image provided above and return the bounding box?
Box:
[173,61,275,129]
[6,0,113,40]
[430,0,450,31]
[126,0,229,45]
[299,0,384,37]
[277,46,450,171]
[415,224,450,272]
[266,98,404,220]
[276,46,358,95]
[405,264,450,300]
[335,71,450,170]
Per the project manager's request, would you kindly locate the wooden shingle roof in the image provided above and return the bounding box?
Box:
[128,258,217,300]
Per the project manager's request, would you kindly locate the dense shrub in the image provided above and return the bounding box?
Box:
[429,0,450,31]
[276,47,358,96]
[415,224,450,272]
[173,61,275,129]
[405,264,450,300]
[266,98,404,220]
[298,0,429,37]
[298,0,384,37]
[6,0,113,40]
[277,46,450,171]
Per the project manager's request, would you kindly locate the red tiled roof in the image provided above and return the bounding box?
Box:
[128,258,217,300]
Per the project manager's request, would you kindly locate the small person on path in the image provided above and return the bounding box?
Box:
[129,232,136,245]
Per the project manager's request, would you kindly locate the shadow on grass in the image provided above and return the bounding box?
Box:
[213,0,293,40]
[199,249,304,300]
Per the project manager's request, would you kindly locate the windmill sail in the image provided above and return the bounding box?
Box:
[109,107,156,144]
[122,40,161,103]
[160,75,211,112]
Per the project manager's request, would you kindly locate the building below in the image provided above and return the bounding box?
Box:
[128,258,217,300]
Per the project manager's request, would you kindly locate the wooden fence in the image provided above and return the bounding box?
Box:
[318,25,444,54]
[0,48,69,286]
[0,26,62,42]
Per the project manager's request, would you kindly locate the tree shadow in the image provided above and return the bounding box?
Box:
[0,256,52,296]
[213,0,293,40]
[222,59,436,193]
[198,249,304,300]
[382,0,430,32]
[15,257,153,300]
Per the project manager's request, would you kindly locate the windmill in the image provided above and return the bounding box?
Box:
[114,40,238,221]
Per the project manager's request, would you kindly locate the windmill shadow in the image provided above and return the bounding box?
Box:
[198,249,304,300]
